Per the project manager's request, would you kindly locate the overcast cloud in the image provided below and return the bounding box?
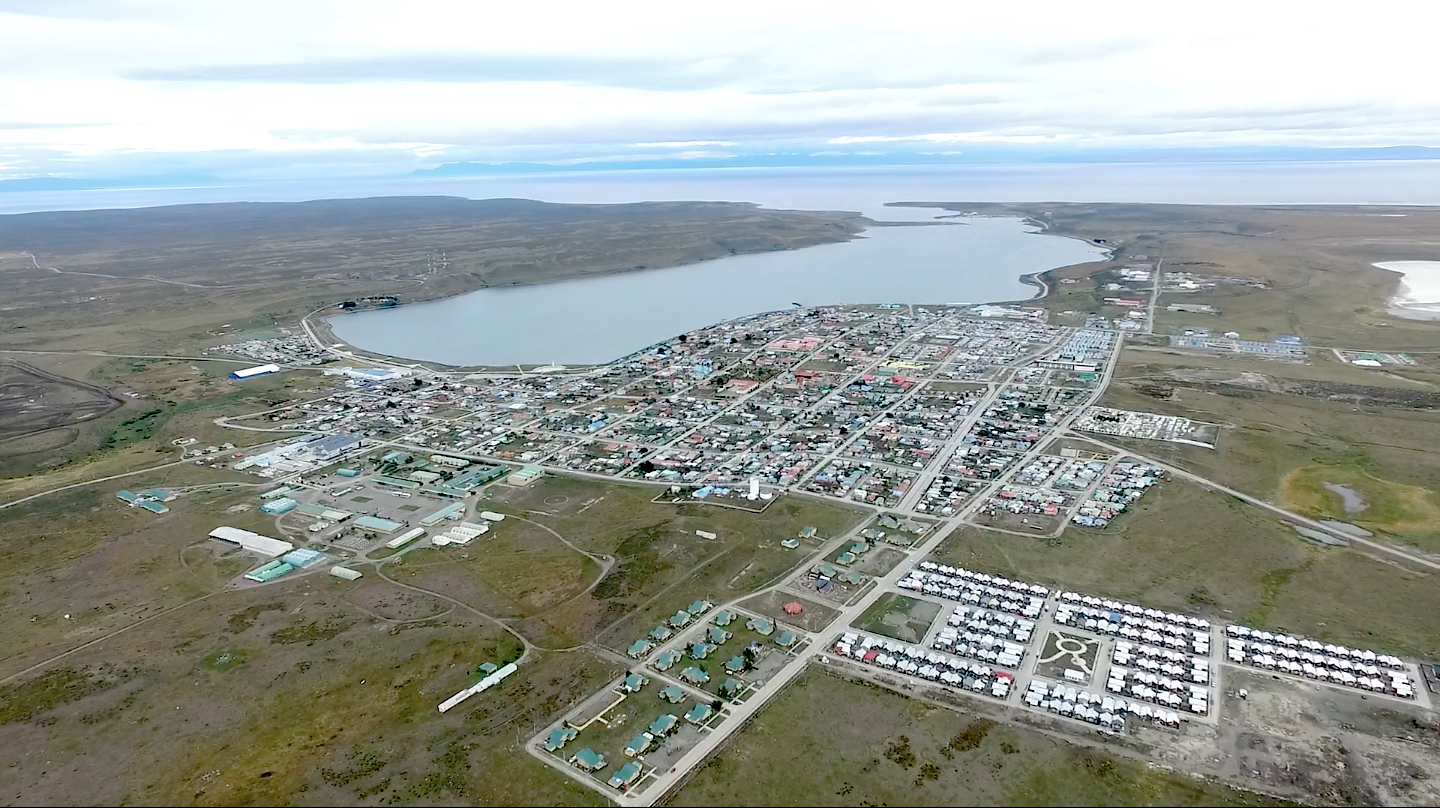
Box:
[1,0,1438,179]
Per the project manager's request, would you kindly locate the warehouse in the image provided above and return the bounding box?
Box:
[354,515,402,533]
[231,363,280,379]
[306,433,362,460]
[209,526,293,557]
[386,526,426,549]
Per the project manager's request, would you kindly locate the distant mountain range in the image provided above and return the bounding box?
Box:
[414,146,1440,177]
[5,146,1440,191]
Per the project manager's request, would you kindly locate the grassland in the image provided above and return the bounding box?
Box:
[0,469,864,805]
[925,202,1440,353]
[475,476,867,653]
[1096,351,1440,552]
[668,669,1291,807]
[0,198,867,360]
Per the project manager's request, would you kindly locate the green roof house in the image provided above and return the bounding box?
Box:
[668,610,692,629]
[712,610,735,627]
[780,538,801,549]
[707,626,732,644]
[684,703,714,724]
[689,641,716,660]
[649,625,673,642]
[621,673,650,693]
[648,713,680,737]
[724,655,748,674]
[653,649,683,671]
[478,661,500,676]
[571,748,605,771]
[609,761,643,790]
[746,616,775,635]
[720,678,746,699]
[834,551,856,566]
[627,639,655,659]
[775,631,798,648]
[687,599,712,616]
[544,726,578,752]
[658,685,687,704]
[679,666,710,685]
[625,732,652,757]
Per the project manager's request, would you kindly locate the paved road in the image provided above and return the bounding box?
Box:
[1071,434,1440,573]
[626,336,1129,805]
[1146,256,1163,334]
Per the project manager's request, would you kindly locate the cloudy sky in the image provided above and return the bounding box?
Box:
[3,0,1439,179]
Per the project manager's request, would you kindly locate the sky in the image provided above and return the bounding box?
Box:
[2,0,1439,179]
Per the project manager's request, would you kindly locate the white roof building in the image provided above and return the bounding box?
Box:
[209,526,294,557]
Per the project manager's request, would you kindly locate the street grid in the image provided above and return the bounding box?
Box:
[189,302,1440,805]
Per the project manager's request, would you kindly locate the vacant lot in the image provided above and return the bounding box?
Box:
[1098,355,1440,552]
[0,571,621,806]
[853,594,940,644]
[472,477,865,653]
[668,669,1289,807]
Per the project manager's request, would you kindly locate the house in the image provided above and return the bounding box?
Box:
[724,655,749,674]
[746,616,775,636]
[707,626,732,644]
[571,748,606,771]
[653,650,683,671]
[649,625,673,642]
[668,610,693,629]
[834,551,856,566]
[627,639,655,659]
[690,641,717,660]
[712,610,736,627]
[621,673,650,693]
[780,538,801,549]
[477,661,499,676]
[680,666,710,685]
[624,732,652,757]
[659,685,687,704]
[685,703,714,725]
[782,602,804,616]
[648,713,680,737]
[720,678,746,699]
[775,631,798,648]
[609,761,644,789]
[687,599,713,616]
[544,726,578,752]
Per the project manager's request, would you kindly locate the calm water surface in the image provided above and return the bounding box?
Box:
[10,161,1440,364]
[327,214,1106,366]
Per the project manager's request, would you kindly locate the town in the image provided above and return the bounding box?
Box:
[138,300,1435,805]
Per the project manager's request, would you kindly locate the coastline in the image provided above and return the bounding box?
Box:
[315,212,1106,373]
[1375,260,1440,321]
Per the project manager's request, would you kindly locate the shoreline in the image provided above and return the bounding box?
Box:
[1375,260,1440,321]
[313,212,1110,375]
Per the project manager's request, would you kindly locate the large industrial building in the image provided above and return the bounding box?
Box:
[209,526,293,557]
[231,363,281,379]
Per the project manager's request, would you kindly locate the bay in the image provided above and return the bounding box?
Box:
[326,214,1106,366]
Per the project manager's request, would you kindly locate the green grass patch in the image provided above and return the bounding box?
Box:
[0,665,136,724]
[853,593,940,644]
[670,670,1293,807]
